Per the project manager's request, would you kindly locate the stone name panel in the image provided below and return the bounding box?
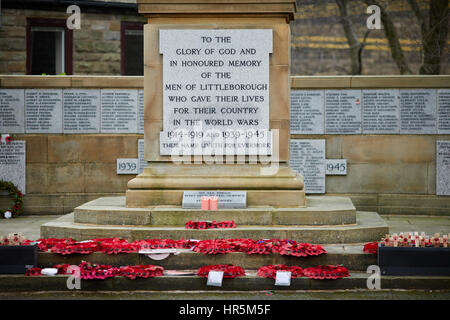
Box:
[438,89,450,134]
[101,89,138,133]
[63,89,100,133]
[25,89,63,133]
[325,90,362,134]
[362,89,400,134]
[0,88,449,135]
[138,90,144,134]
[0,89,25,134]
[0,141,26,194]
[138,138,146,174]
[289,139,325,194]
[400,89,437,134]
[437,140,450,196]
[290,90,324,134]
[0,88,146,135]
[291,89,449,135]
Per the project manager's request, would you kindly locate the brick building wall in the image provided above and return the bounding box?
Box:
[0,6,145,75]
[0,0,448,76]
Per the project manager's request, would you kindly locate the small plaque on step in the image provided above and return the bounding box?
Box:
[182,191,247,209]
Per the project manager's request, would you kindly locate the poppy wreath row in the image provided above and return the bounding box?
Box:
[258,264,350,280]
[257,264,304,279]
[363,242,379,254]
[31,237,326,257]
[192,239,326,257]
[197,264,246,278]
[25,261,164,280]
[0,180,24,218]
[197,264,349,280]
[36,238,198,255]
[185,220,236,229]
[302,265,350,280]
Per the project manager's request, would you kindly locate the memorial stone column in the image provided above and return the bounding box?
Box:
[126,0,306,208]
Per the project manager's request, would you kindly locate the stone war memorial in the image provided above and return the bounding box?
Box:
[0,0,450,303]
[41,0,386,242]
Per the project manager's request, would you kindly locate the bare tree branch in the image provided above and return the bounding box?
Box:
[363,0,413,74]
[335,0,363,75]
[415,0,449,74]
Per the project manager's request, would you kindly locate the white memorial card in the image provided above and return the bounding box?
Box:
[207,271,224,287]
[275,271,292,286]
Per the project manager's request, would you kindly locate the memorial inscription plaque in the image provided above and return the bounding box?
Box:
[63,89,100,134]
[0,141,26,194]
[437,140,450,196]
[438,89,450,134]
[362,89,400,134]
[289,139,325,194]
[400,89,437,134]
[325,90,362,134]
[101,89,138,133]
[182,191,247,209]
[25,89,63,133]
[0,89,25,134]
[290,90,324,134]
[159,29,273,156]
[325,159,347,175]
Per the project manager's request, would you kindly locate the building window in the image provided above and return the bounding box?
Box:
[121,22,144,75]
[26,18,73,75]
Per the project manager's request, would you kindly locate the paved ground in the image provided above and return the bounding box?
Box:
[0,214,450,240]
[1,290,450,300]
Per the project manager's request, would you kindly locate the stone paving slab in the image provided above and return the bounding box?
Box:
[1,289,449,300]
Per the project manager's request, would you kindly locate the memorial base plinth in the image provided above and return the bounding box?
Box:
[74,196,356,226]
[126,163,306,208]
[126,190,305,208]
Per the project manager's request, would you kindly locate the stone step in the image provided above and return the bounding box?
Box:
[74,196,356,226]
[3,289,450,300]
[1,272,449,292]
[41,211,388,244]
[37,244,376,271]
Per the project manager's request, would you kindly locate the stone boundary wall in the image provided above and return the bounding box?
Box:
[291,76,450,216]
[0,75,449,216]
